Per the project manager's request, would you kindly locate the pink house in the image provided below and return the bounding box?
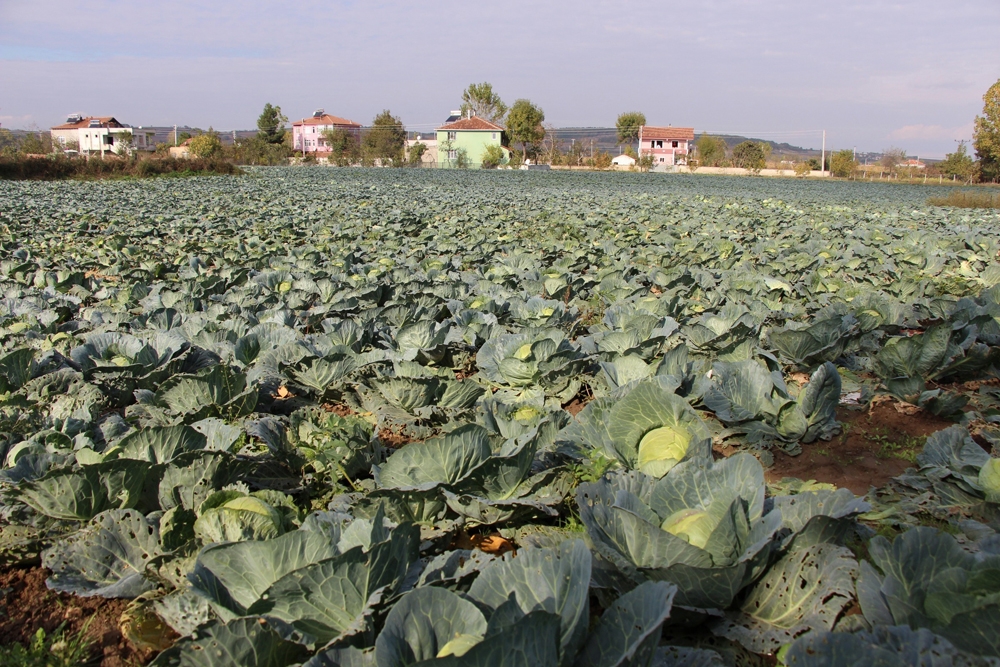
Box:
[638,126,695,166]
[292,110,361,154]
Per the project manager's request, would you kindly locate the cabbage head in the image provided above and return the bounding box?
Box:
[577,453,781,609]
[557,376,712,477]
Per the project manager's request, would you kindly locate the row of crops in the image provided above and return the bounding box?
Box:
[0,169,998,665]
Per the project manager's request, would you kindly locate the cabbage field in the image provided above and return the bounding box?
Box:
[0,168,999,666]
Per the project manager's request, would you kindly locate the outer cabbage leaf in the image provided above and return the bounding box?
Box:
[374,586,488,664]
[467,540,591,666]
[247,523,419,645]
[709,544,858,654]
[575,580,677,667]
[43,508,162,598]
[148,616,309,667]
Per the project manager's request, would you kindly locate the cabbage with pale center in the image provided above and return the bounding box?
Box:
[660,508,716,549]
[513,344,534,361]
[637,425,692,477]
[436,633,482,658]
[980,457,1000,502]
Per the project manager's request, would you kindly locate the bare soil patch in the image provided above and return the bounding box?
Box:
[0,566,155,666]
[562,385,595,417]
[323,402,358,417]
[378,427,415,450]
[767,402,958,495]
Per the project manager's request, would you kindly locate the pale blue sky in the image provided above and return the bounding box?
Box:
[1,0,997,157]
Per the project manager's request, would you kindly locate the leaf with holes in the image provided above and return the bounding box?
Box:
[43,508,163,598]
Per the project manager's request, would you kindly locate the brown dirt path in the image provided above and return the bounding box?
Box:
[767,402,958,495]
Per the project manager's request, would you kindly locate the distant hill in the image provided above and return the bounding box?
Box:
[511,127,823,159]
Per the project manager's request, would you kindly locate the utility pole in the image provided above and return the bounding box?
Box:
[821,130,826,176]
[174,125,178,146]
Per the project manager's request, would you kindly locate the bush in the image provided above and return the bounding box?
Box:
[732,141,766,173]
[0,155,240,180]
[927,190,1000,208]
[189,133,223,159]
[830,149,857,178]
[480,144,506,169]
[591,151,612,170]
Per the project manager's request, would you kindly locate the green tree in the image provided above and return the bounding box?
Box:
[695,135,727,167]
[506,99,545,162]
[480,144,506,169]
[939,141,976,181]
[974,79,1000,182]
[460,82,508,124]
[732,141,765,172]
[19,132,49,156]
[362,110,406,166]
[615,111,646,153]
[830,149,857,178]
[189,131,223,158]
[113,130,134,157]
[257,103,288,145]
[321,128,360,166]
[407,141,427,166]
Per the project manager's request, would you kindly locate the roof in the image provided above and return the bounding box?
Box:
[292,114,360,128]
[437,117,505,132]
[51,116,122,130]
[611,154,636,165]
[640,126,695,141]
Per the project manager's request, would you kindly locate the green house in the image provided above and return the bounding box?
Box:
[436,117,510,168]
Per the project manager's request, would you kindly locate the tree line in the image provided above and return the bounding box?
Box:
[5,77,998,176]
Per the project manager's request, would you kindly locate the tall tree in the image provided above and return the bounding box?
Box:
[830,149,857,177]
[506,99,545,162]
[257,103,288,145]
[615,111,646,153]
[362,110,406,166]
[940,141,976,181]
[695,135,727,167]
[322,128,360,167]
[974,78,1000,182]
[459,82,508,124]
[732,141,765,172]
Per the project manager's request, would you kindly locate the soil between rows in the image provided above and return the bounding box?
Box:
[0,565,155,666]
[766,402,959,494]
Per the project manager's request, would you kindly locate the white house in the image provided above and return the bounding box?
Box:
[50,115,155,155]
[611,154,636,167]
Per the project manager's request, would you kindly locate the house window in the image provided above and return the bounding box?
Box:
[448,132,457,141]
[655,140,663,148]
[672,141,679,148]
[492,132,497,140]
[448,150,457,159]
[659,157,665,162]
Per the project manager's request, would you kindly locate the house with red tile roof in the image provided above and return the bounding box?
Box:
[638,125,695,166]
[292,110,361,155]
[435,116,509,168]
